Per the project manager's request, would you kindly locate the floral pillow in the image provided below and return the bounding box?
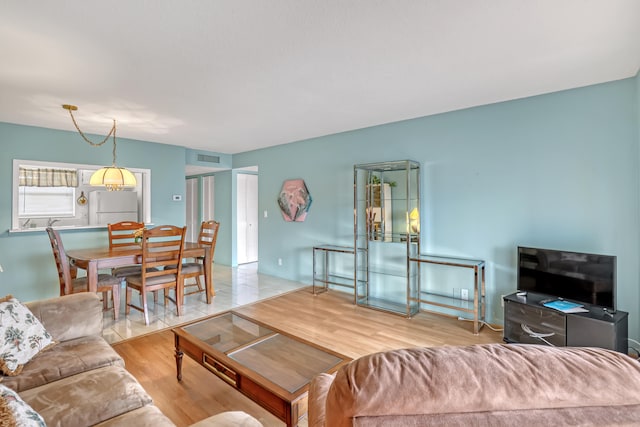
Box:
[0,296,55,376]
[0,384,46,426]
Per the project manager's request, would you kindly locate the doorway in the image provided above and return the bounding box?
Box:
[237,173,258,264]
[186,175,215,242]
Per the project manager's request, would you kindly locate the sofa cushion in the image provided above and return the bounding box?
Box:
[190,411,264,427]
[0,296,55,376]
[0,383,46,426]
[324,344,640,427]
[309,373,334,427]
[2,334,124,393]
[26,293,103,342]
[93,405,176,427]
[351,405,640,427]
[20,365,152,427]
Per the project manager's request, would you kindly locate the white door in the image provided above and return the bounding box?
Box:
[237,173,258,264]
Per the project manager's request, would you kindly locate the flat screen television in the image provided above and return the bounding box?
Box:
[517,246,616,310]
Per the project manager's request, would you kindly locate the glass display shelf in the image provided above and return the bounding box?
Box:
[417,291,477,310]
[355,232,420,243]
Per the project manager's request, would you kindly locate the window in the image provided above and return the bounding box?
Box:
[12,159,151,231]
[19,186,76,217]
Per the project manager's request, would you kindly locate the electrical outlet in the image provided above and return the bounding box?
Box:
[278,258,283,266]
[460,289,469,300]
[0,264,3,273]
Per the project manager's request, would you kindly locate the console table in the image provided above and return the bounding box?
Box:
[503,292,628,353]
[409,254,486,334]
[312,245,356,298]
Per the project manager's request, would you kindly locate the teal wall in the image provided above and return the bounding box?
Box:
[0,123,186,301]
[213,170,234,266]
[234,77,640,339]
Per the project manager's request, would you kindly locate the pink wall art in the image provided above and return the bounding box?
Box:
[277,179,312,222]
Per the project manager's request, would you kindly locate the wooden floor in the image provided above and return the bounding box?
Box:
[113,287,503,426]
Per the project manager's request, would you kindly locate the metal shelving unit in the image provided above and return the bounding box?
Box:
[354,160,421,317]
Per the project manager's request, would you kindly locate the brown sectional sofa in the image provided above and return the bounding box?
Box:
[309,343,640,426]
[2,292,175,427]
[4,292,262,427]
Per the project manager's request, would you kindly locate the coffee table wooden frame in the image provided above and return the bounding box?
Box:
[173,311,351,426]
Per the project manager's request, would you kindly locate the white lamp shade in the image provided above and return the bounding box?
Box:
[409,208,420,233]
[90,166,137,191]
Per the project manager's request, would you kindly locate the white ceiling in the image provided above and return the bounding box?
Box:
[1,1,639,156]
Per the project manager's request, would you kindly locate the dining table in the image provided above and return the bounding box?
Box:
[66,242,214,304]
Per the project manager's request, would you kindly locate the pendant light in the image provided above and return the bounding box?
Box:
[62,104,136,191]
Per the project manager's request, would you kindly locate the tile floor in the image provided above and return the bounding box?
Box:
[102,263,308,344]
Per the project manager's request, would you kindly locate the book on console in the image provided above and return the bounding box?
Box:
[543,299,589,313]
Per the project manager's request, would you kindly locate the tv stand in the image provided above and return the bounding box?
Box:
[503,292,628,353]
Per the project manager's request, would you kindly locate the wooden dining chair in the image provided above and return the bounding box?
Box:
[125,225,186,325]
[179,220,220,303]
[108,221,145,278]
[46,227,121,320]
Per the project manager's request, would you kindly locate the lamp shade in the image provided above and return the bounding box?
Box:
[90,166,137,191]
[409,208,420,233]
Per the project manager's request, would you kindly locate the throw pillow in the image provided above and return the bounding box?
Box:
[0,384,46,426]
[0,296,55,376]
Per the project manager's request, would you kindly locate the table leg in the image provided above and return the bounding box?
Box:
[323,251,329,293]
[87,261,98,293]
[204,251,213,304]
[175,337,184,381]
[312,248,317,294]
[481,265,486,321]
[473,266,479,335]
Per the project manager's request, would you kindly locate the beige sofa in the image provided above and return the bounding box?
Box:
[2,292,261,427]
[309,343,640,427]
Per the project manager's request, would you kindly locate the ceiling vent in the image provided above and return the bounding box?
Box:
[197,154,220,164]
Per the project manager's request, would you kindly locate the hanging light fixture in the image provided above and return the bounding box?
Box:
[62,104,136,191]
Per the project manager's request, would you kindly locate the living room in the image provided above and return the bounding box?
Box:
[1,2,640,425]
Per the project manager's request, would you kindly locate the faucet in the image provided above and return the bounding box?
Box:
[47,218,61,227]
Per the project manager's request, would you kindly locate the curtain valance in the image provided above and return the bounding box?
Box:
[19,167,78,187]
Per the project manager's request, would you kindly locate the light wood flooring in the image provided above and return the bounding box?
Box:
[112,287,503,426]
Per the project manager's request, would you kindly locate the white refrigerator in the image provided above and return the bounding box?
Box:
[89,191,139,225]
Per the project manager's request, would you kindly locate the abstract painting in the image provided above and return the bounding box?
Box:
[277,179,312,222]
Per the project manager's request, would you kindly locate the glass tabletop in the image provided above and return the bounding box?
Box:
[181,311,346,393]
[182,312,274,353]
[229,334,343,393]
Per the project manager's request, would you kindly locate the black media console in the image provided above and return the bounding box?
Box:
[503,292,628,353]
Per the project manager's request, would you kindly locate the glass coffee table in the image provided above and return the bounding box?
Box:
[173,311,351,426]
